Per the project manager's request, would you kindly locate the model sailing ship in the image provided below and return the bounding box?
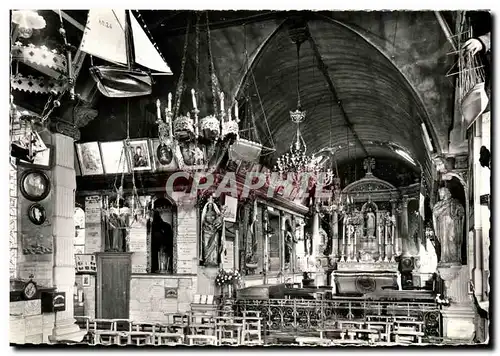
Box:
[80,9,172,98]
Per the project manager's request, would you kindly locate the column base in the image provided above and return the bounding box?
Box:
[441,303,475,343]
[49,318,86,344]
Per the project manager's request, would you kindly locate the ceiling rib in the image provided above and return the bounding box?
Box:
[305,23,369,157]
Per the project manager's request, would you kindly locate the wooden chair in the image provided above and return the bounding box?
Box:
[216,316,244,345]
[295,336,332,346]
[156,332,184,345]
[90,319,121,345]
[186,334,217,345]
[125,331,155,345]
[241,315,262,345]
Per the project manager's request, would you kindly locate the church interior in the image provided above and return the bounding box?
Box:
[8,9,491,346]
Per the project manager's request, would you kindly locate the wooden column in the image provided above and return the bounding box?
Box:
[331,211,339,260]
[401,195,410,257]
[391,200,398,260]
[49,132,85,342]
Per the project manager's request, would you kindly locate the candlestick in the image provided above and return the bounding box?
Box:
[353,227,357,261]
[191,89,197,110]
[235,100,239,121]
[220,92,224,112]
[156,99,161,119]
[341,217,346,261]
[383,224,389,262]
[168,93,172,112]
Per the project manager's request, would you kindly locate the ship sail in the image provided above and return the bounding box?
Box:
[129,11,172,74]
[80,9,128,66]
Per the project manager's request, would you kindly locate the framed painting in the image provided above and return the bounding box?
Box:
[150,139,177,172]
[18,145,53,170]
[76,142,104,176]
[20,170,51,202]
[99,141,130,174]
[127,139,152,171]
[28,203,47,225]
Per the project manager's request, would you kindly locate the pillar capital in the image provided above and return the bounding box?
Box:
[49,119,80,141]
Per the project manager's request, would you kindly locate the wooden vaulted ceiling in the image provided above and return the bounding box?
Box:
[140,10,456,179]
[24,10,464,181]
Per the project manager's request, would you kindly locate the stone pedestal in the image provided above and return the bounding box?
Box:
[438,265,475,343]
[441,303,475,342]
[48,133,85,343]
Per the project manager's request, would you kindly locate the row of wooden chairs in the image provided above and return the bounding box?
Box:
[74,311,263,346]
[316,316,425,345]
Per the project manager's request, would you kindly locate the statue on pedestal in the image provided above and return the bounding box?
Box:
[201,198,223,267]
[432,187,465,265]
[365,207,376,237]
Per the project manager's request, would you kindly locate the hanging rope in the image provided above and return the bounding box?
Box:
[195,13,200,97]
[296,41,302,109]
[173,17,191,118]
[205,12,218,117]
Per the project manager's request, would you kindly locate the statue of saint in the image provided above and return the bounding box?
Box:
[432,187,465,265]
[201,201,223,266]
[365,207,376,237]
[284,227,298,266]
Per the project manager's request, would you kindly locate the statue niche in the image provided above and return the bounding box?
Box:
[358,202,379,262]
[432,187,465,266]
[201,197,224,267]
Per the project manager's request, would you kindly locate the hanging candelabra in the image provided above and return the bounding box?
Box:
[155,13,238,173]
[273,33,321,183]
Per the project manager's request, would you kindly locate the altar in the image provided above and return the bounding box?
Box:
[332,159,403,295]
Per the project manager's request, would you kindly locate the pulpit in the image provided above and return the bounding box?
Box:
[333,163,403,295]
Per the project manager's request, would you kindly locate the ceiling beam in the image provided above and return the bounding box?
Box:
[152,11,286,36]
[305,23,369,157]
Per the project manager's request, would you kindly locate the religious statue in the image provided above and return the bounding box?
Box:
[201,198,223,267]
[365,207,376,237]
[105,200,130,252]
[284,220,298,266]
[432,187,465,265]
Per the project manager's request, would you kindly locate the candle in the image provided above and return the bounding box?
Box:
[220,92,224,112]
[235,100,239,121]
[156,99,161,119]
[191,89,197,110]
[168,93,172,112]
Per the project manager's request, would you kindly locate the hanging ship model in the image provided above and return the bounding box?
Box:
[80,9,172,98]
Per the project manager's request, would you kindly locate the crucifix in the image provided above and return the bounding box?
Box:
[363,157,376,175]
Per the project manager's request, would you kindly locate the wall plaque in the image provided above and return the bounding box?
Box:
[165,287,178,299]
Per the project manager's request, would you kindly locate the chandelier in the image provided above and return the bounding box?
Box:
[155,13,238,172]
[273,33,324,183]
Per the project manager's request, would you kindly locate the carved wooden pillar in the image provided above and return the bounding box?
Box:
[331,211,339,260]
[401,195,410,257]
[391,200,398,259]
[341,215,346,262]
[49,125,85,342]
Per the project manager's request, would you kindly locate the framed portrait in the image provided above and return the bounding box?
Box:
[18,145,53,169]
[127,139,152,171]
[28,203,47,225]
[99,141,130,174]
[20,170,51,201]
[82,275,91,287]
[76,142,104,176]
[150,139,177,171]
